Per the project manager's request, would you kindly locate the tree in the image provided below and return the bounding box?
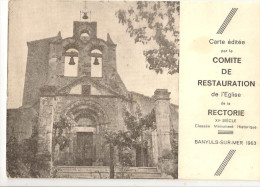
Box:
[123,106,156,166]
[103,130,132,179]
[6,136,21,177]
[6,126,47,178]
[52,115,72,151]
[116,1,180,74]
[103,131,118,179]
[103,106,156,178]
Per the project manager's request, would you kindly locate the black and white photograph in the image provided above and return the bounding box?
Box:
[6,0,179,179]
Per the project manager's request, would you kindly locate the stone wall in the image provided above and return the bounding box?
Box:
[14,20,179,177]
[23,38,52,106]
[37,97,56,176]
[7,106,39,142]
[170,104,179,132]
[23,21,129,108]
[51,95,128,166]
[130,91,155,115]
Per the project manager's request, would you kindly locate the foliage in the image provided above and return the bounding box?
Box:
[103,106,156,178]
[103,130,133,178]
[158,158,175,179]
[6,136,23,177]
[116,1,180,74]
[53,115,72,151]
[123,106,156,145]
[157,129,178,179]
[161,149,173,160]
[170,128,178,164]
[6,127,49,178]
[170,128,178,178]
[104,106,156,150]
[116,148,133,179]
[119,147,133,167]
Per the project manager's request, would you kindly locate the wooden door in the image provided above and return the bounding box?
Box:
[76,132,93,166]
[136,145,149,167]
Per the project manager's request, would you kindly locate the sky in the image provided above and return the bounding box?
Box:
[7,0,179,108]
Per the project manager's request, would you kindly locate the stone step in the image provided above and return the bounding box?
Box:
[57,166,109,173]
[130,172,162,178]
[127,167,158,173]
[57,172,162,179]
[132,176,172,179]
[57,171,109,179]
[56,166,158,173]
[55,166,165,179]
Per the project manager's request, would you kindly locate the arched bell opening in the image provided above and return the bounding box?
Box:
[90,49,102,77]
[64,48,79,77]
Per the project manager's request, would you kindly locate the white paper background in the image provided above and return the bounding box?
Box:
[1,0,260,186]
[179,1,260,180]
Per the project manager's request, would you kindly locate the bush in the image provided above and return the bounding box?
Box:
[6,130,50,178]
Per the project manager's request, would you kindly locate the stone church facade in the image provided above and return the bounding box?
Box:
[7,20,178,178]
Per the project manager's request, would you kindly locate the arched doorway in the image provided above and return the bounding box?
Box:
[55,100,109,166]
[73,112,97,166]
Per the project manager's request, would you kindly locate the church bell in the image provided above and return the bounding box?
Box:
[82,12,88,20]
[69,56,76,65]
[93,57,100,65]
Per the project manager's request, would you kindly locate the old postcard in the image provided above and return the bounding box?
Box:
[6,0,179,179]
[2,0,260,184]
[179,2,260,180]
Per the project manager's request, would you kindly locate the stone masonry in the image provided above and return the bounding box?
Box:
[7,20,178,177]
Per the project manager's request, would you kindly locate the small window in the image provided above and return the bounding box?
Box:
[64,48,78,77]
[80,32,90,42]
[91,49,102,77]
[82,85,91,95]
